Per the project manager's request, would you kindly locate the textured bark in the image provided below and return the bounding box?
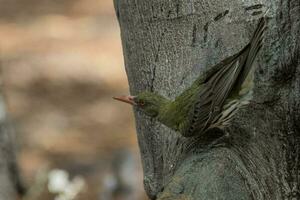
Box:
[114,0,300,199]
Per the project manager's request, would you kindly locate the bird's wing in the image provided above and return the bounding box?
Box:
[179,17,266,137]
[179,53,248,137]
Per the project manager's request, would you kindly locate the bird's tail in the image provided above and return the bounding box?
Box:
[236,17,267,90]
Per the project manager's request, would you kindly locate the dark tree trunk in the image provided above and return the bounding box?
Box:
[113,0,300,199]
[0,70,24,199]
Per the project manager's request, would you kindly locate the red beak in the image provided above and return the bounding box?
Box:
[113,95,137,105]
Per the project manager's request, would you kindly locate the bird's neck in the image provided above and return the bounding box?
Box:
[156,83,199,131]
[157,98,191,131]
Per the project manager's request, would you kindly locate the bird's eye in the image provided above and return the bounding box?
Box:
[139,100,145,106]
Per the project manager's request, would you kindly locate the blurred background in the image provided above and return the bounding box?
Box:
[0,0,146,199]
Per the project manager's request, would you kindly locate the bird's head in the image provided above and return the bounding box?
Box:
[113,91,167,118]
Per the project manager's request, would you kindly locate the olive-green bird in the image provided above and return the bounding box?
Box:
[114,17,266,137]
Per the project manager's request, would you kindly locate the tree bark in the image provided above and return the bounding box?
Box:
[114,0,300,199]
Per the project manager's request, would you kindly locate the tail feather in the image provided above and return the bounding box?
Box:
[236,17,266,90]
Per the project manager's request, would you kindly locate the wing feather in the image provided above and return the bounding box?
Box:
[180,17,266,137]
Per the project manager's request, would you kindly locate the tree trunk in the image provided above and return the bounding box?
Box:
[113,0,300,199]
[0,70,24,199]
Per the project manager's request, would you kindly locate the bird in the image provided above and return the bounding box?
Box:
[114,17,266,137]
